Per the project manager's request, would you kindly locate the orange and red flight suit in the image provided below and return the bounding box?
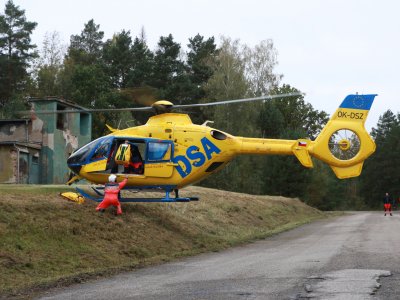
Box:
[383,193,393,216]
[96,177,128,215]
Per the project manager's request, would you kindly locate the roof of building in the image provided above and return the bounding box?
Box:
[0,141,42,150]
[0,119,30,124]
[29,97,89,111]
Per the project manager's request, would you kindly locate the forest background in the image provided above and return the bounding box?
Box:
[1,0,398,210]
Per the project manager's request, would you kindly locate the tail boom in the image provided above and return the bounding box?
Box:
[237,137,314,168]
[235,94,377,179]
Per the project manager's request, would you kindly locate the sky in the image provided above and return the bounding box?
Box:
[3,0,400,130]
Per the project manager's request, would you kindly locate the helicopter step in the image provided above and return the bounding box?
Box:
[75,187,199,203]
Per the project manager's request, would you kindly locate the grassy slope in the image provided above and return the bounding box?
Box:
[0,185,325,297]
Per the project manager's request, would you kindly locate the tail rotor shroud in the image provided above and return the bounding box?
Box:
[328,129,361,161]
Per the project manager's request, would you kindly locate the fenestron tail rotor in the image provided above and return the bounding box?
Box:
[328,129,361,161]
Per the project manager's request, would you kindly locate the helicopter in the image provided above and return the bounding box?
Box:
[50,92,377,203]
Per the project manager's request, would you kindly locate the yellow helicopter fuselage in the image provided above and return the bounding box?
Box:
[71,94,376,190]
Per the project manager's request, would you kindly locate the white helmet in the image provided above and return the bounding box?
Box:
[108,174,117,182]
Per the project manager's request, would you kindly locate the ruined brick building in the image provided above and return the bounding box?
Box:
[0,97,92,184]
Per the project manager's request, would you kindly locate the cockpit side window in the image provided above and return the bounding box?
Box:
[90,138,112,161]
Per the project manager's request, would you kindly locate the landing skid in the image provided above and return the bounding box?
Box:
[75,187,199,203]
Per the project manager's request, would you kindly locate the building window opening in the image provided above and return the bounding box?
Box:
[80,113,89,135]
[32,156,39,164]
[56,104,66,130]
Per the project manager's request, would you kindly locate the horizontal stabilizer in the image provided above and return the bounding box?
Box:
[292,139,313,168]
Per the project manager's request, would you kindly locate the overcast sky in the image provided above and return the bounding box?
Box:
[3,0,400,130]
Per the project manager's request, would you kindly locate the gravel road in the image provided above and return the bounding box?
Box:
[38,212,400,299]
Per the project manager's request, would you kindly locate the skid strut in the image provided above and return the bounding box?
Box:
[76,187,199,203]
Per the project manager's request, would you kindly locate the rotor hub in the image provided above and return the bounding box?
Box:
[151,100,174,114]
[338,139,351,151]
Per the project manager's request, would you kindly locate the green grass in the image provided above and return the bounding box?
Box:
[0,185,326,298]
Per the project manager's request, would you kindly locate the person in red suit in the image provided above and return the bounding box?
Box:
[96,174,128,215]
[383,192,393,216]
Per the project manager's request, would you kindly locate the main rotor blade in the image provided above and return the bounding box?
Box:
[20,92,302,115]
[20,106,154,115]
[173,92,303,109]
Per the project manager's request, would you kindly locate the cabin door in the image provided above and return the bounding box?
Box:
[144,140,174,178]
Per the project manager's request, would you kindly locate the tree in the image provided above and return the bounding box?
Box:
[64,18,107,108]
[103,30,134,89]
[151,34,189,102]
[243,39,282,97]
[0,0,37,114]
[60,20,114,138]
[267,85,329,139]
[68,19,104,65]
[257,85,330,200]
[61,19,106,102]
[33,31,66,97]
[371,110,398,140]
[201,38,260,193]
[186,34,217,101]
[262,127,311,198]
[258,101,285,138]
[126,37,154,88]
[102,31,156,125]
[360,110,400,208]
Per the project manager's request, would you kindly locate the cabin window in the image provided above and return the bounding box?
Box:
[147,142,172,161]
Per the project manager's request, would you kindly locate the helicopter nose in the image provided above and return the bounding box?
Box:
[68,163,82,175]
[67,154,83,174]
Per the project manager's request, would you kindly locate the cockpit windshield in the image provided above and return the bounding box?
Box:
[67,136,110,165]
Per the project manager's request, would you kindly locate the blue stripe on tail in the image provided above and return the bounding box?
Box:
[339,94,377,110]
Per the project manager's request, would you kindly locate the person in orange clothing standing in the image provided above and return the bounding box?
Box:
[96,174,128,215]
[383,192,393,216]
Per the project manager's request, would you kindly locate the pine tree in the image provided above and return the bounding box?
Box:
[103,30,134,89]
[61,20,112,137]
[186,34,217,101]
[151,34,188,102]
[127,37,154,88]
[0,0,37,114]
[68,19,104,65]
[360,110,400,208]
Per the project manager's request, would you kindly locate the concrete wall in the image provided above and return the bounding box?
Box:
[0,146,40,184]
[33,100,92,183]
[0,147,15,183]
[0,98,92,184]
